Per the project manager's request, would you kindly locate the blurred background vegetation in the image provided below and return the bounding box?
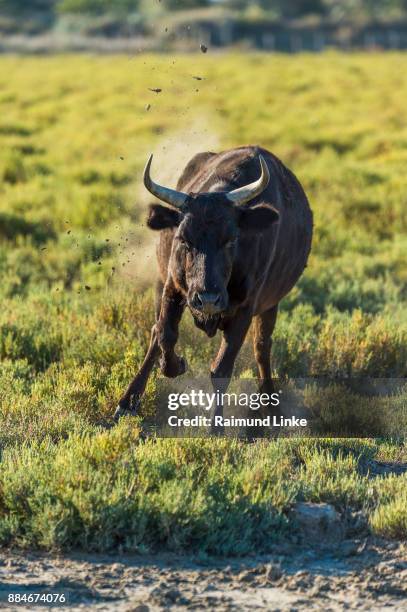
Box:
[1,0,407,20]
[2,0,407,44]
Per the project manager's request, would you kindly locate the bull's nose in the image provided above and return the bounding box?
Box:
[193,292,223,314]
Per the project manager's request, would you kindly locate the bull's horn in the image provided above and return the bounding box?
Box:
[143,154,188,210]
[226,155,270,206]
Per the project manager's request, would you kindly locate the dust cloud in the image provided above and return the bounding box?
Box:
[119,118,220,289]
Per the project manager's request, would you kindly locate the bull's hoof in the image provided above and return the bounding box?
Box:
[160,355,188,378]
[113,395,140,422]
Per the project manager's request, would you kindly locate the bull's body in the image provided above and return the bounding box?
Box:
[160,146,312,323]
[115,146,313,423]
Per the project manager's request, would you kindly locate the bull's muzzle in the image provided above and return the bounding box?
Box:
[191,291,226,315]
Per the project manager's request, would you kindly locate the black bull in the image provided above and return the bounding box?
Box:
[114,146,313,423]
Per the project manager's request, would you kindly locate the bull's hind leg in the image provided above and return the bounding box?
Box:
[253,304,278,395]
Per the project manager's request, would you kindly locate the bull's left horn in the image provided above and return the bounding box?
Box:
[143,154,188,210]
[226,155,270,206]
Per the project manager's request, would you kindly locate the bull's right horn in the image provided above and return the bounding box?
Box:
[143,154,188,210]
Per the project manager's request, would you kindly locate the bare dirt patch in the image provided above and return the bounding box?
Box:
[0,539,406,611]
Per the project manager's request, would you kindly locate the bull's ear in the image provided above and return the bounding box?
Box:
[238,204,279,233]
[147,204,182,230]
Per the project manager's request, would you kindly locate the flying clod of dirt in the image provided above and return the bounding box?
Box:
[200,44,208,53]
[148,88,162,94]
[193,76,203,80]
[145,104,151,111]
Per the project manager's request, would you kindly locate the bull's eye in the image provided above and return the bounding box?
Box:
[225,239,236,249]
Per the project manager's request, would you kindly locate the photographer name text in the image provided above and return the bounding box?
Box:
[168,415,308,428]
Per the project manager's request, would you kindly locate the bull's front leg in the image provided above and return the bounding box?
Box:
[210,308,252,433]
[156,281,187,378]
[114,325,160,420]
[114,280,185,421]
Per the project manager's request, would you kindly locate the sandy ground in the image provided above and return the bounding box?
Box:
[0,539,406,611]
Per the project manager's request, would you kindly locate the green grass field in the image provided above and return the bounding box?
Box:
[0,53,406,553]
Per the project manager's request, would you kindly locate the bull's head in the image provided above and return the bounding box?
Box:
[144,154,279,321]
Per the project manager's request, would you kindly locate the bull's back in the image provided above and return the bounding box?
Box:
[176,146,313,314]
